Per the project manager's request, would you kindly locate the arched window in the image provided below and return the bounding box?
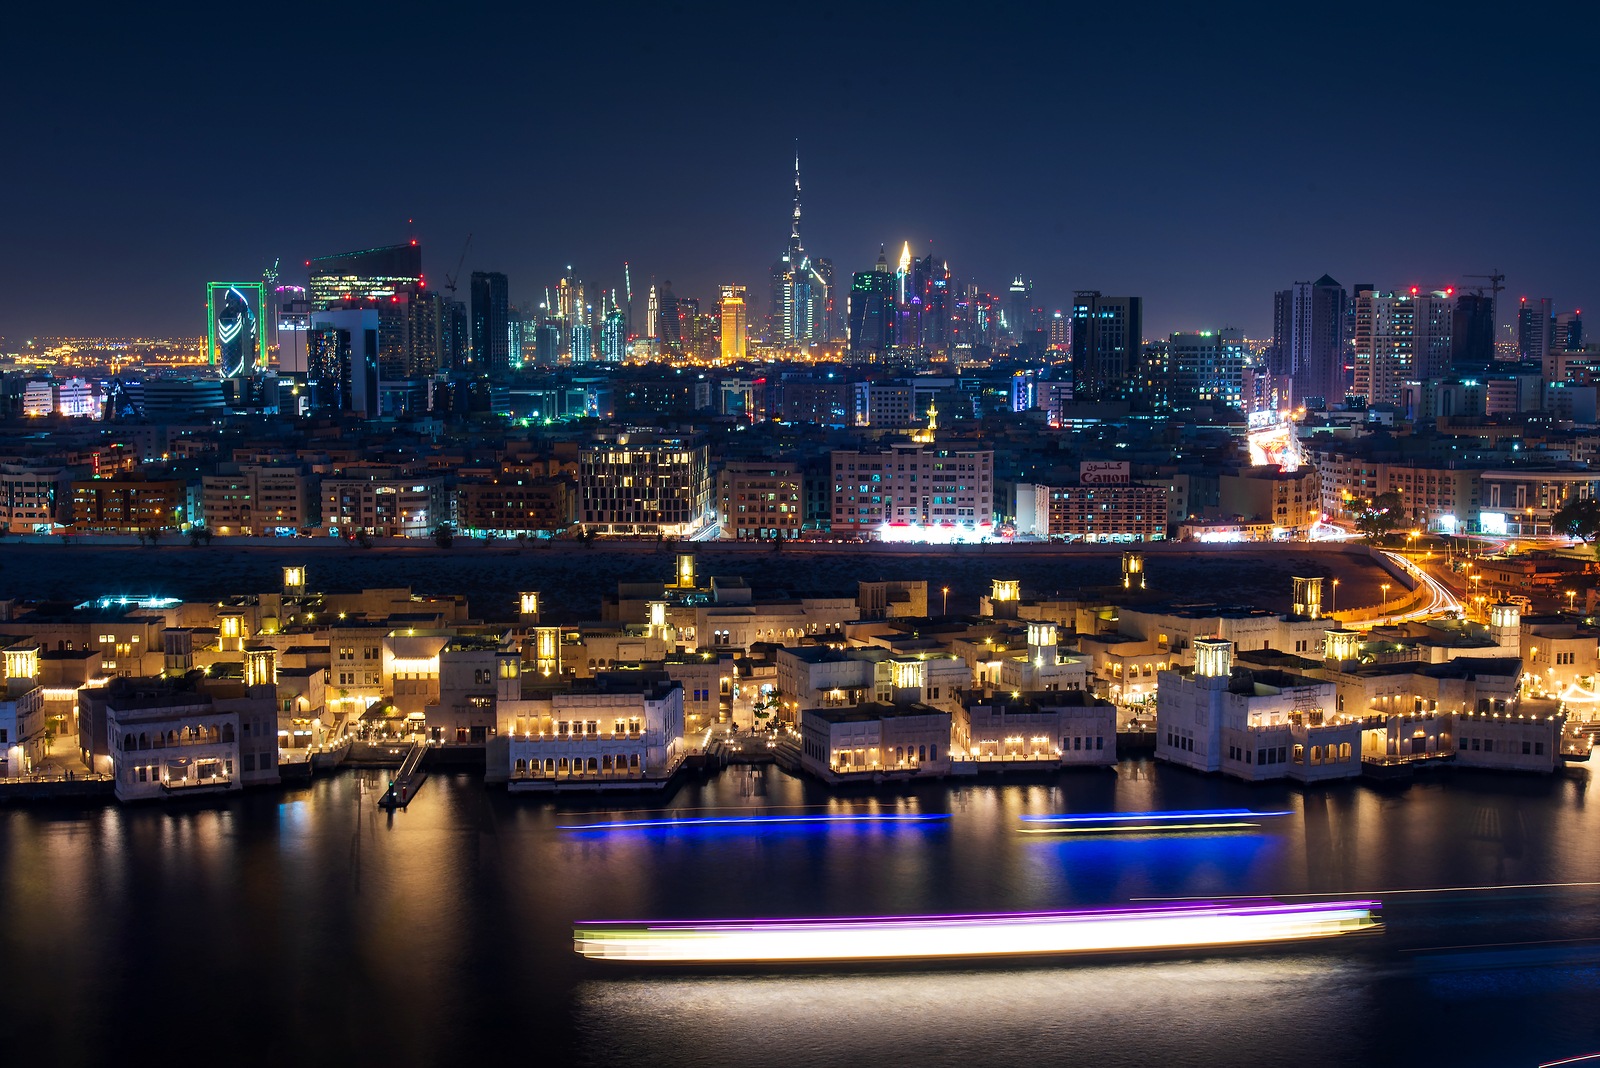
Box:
[221,724,234,743]
[515,759,526,772]
[151,732,164,749]
[586,757,598,773]
[930,744,938,761]
[122,734,135,752]
[918,745,926,762]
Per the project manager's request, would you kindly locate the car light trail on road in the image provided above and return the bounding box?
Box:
[573,900,1381,963]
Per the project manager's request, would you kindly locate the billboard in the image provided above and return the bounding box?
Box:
[207,282,265,379]
[1247,423,1304,471]
[1080,461,1130,485]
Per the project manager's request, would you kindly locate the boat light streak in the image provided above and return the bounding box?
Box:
[1020,809,1292,825]
[573,899,1381,963]
[1019,821,1262,835]
[559,813,948,832]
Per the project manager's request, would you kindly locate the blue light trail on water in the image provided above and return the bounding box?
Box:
[559,813,949,832]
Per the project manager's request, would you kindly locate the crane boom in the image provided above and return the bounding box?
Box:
[445,233,473,297]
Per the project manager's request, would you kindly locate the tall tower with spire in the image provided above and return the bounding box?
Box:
[769,145,827,348]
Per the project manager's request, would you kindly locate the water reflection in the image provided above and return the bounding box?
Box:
[574,957,1370,1068]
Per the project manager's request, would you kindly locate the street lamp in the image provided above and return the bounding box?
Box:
[1567,590,1577,611]
[942,586,950,615]
[1331,578,1340,615]
[1380,582,1391,612]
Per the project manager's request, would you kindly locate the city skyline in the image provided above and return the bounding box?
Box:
[5,6,1595,341]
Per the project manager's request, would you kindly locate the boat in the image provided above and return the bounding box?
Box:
[573,899,1381,964]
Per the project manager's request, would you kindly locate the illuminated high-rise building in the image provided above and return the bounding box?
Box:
[847,247,895,361]
[307,243,423,310]
[646,284,660,340]
[1518,297,1553,363]
[1351,288,1451,409]
[719,285,748,362]
[600,308,626,362]
[470,272,510,374]
[769,151,828,347]
[206,282,265,379]
[273,286,310,375]
[658,281,682,350]
[1272,275,1349,407]
[1048,311,1069,351]
[1069,292,1143,402]
[570,316,593,363]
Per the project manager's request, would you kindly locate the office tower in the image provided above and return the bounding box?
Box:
[1272,275,1348,409]
[1352,288,1449,409]
[307,243,423,310]
[1007,277,1032,343]
[308,308,380,416]
[600,308,626,362]
[847,252,895,361]
[206,282,265,379]
[535,320,561,365]
[815,258,837,341]
[1415,289,1455,382]
[407,289,444,375]
[676,296,701,354]
[1553,311,1584,352]
[470,271,510,374]
[570,316,593,363]
[1519,297,1553,363]
[646,284,660,340]
[1048,311,1069,351]
[442,300,469,371]
[657,281,681,349]
[1166,329,1247,409]
[720,285,748,362]
[1451,292,1496,369]
[273,286,310,375]
[1069,292,1143,402]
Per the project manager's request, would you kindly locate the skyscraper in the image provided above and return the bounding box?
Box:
[719,285,748,362]
[658,281,681,350]
[646,284,660,340]
[600,308,626,362]
[1273,275,1348,408]
[470,272,510,375]
[307,244,423,310]
[769,151,827,347]
[1451,292,1496,369]
[1518,297,1553,363]
[1552,311,1584,353]
[847,249,895,361]
[1069,292,1143,402]
[1351,288,1450,409]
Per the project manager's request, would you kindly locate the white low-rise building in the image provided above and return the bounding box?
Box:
[954,690,1117,768]
[1156,638,1363,783]
[500,678,685,791]
[799,702,952,782]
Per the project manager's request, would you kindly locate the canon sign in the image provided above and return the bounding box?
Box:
[1080,461,1130,486]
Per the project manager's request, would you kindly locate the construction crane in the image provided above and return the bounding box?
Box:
[1463,269,1505,299]
[444,234,473,298]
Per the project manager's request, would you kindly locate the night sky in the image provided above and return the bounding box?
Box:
[5,3,1595,341]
